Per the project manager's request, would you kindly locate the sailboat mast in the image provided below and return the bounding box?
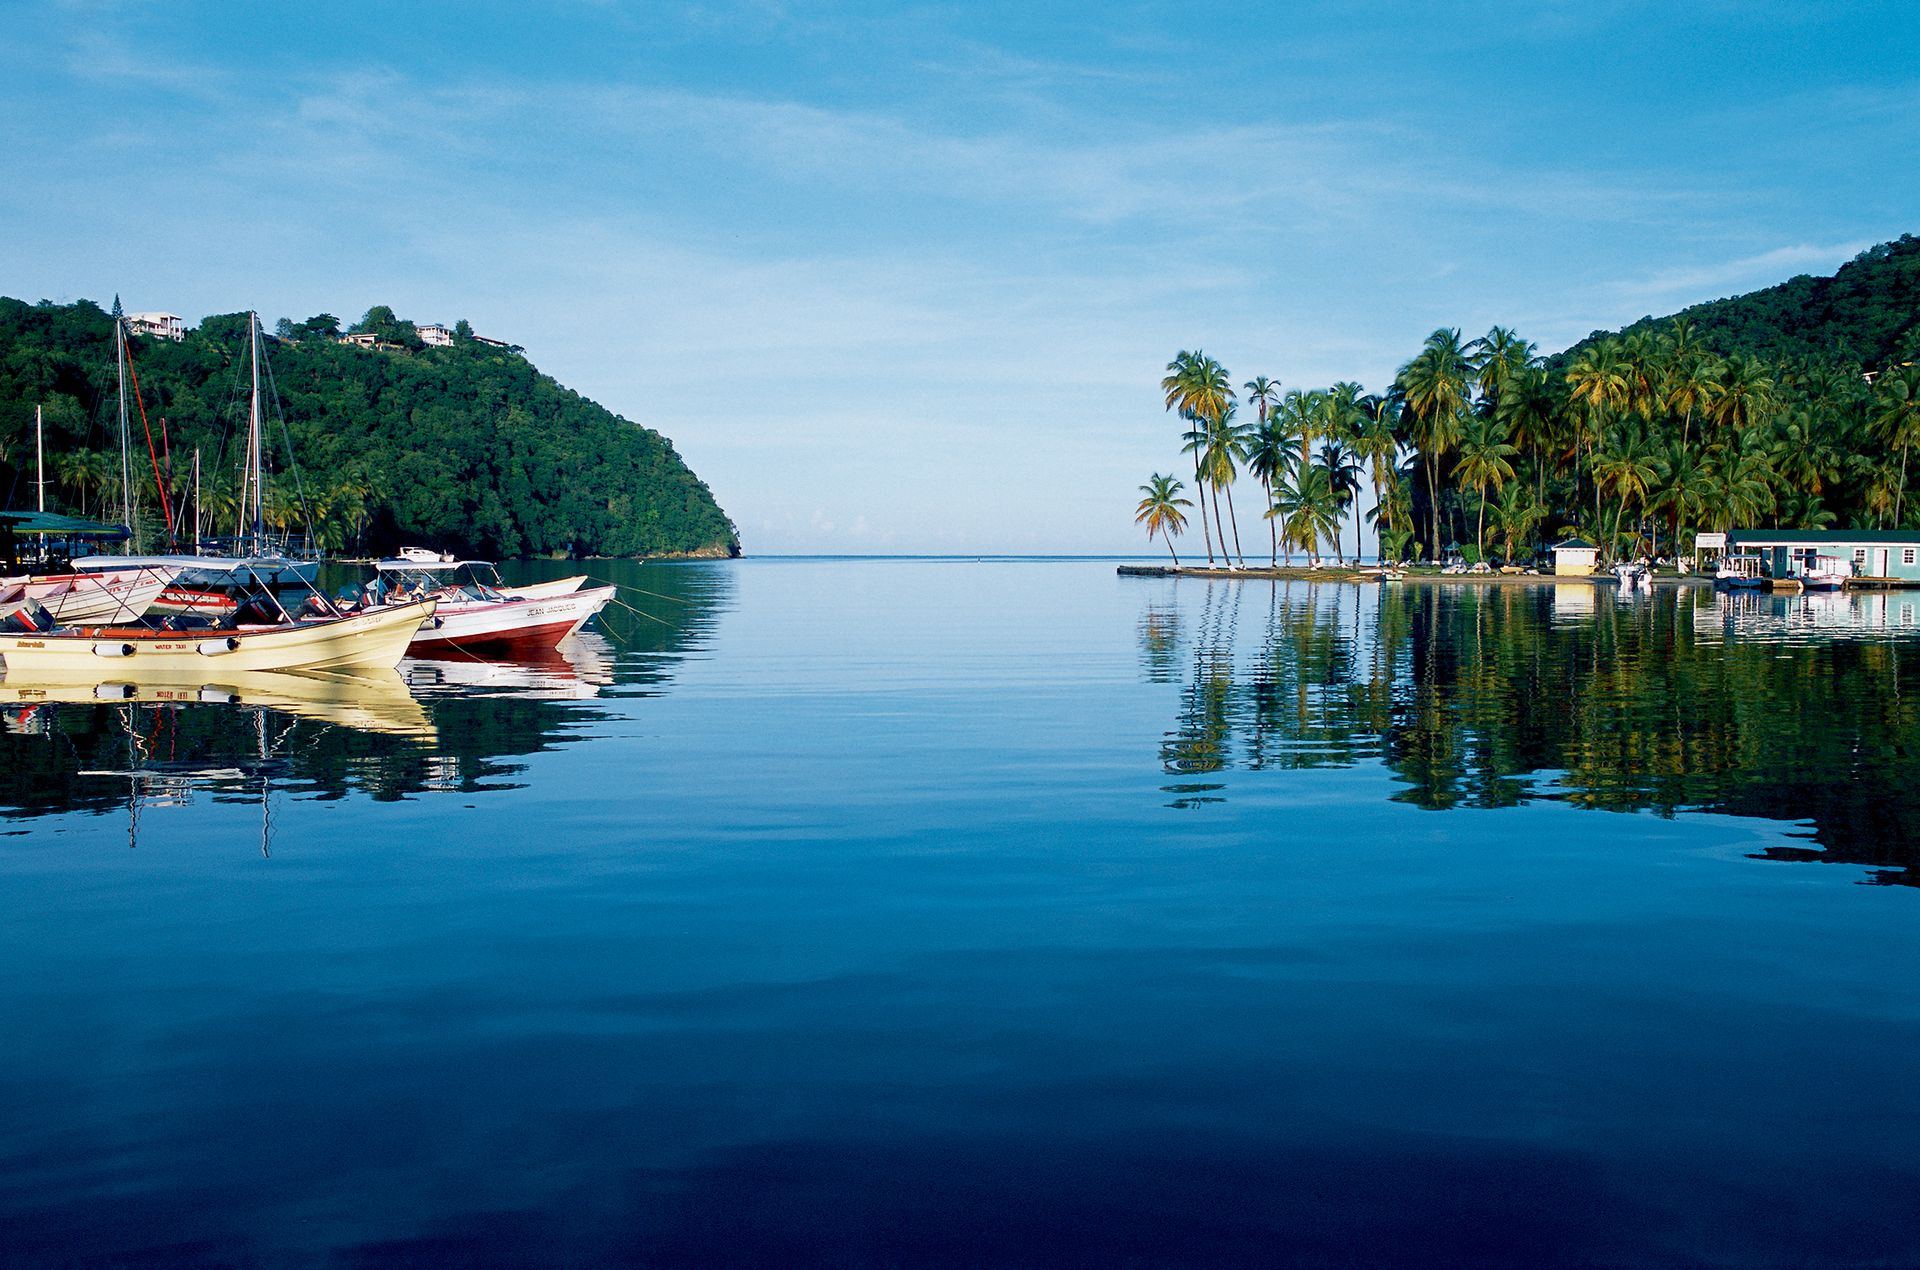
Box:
[248,312,265,554]
[34,404,45,513]
[115,315,134,552]
[193,448,202,547]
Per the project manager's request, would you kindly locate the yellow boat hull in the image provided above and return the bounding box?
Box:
[0,600,436,678]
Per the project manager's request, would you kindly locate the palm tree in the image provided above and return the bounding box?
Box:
[1709,354,1776,441]
[1268,464,1341,566]
[1396,329,1475,560]
[1494,367,1557,507]
[1592,426,1663,556]
[1243,416,1298,566]
[1323,383,1368,562]
[1135,474,1192,565]
[1650,442,1713,558]
[1203,404,1250,566]
[1871,363,1920,526]
[1317,439,1362,565]
[1489,481,1547,564]
[1565,339,1629,530]
[1163,351,1233,564]
[1453,415,1518,560]
[1663,326,1720,453]
[1354,394,1401,561]
[1243,376,1281,426]
[1469,326,1537,410]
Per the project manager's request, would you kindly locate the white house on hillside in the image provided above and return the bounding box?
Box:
[127,312,185,341]
[417,323,454,347]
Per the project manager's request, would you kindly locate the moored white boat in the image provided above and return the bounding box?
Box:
[1,567,178,624]
[361,558,613,652]
[0,598,436,678]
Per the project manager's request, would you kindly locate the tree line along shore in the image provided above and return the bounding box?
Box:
[1134,236,1920,572]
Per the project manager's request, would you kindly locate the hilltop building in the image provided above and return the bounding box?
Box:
[127,312,185,341]
[417,323,454,348]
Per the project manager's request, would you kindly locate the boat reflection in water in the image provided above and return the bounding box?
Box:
[1142,578,1920,884]
[400,631,615,701]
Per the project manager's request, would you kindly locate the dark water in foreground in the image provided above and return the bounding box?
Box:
[3,560,1919,1267]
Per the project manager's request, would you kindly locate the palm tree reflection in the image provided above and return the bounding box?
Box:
[1141,581,1920,884]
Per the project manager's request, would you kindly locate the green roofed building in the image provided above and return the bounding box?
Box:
[1727,529,1920,585]
[0,510,129,570]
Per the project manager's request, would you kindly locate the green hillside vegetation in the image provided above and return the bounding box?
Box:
[0,298,739,559]
[1144,234,1920,567]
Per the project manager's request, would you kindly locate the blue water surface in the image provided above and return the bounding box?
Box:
[2,560,1917,1267]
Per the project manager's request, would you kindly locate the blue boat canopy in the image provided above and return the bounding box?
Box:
[0,510,131,538]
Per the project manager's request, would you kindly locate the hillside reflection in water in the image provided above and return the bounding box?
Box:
[1147,579,1920,883]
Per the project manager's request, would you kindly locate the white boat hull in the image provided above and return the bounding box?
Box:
[0,600,437,678]
[406,586,615,652]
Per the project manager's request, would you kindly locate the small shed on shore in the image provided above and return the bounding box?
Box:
[1552,538,1598,577]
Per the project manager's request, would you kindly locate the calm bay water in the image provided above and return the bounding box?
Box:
[3,560,1919,1266]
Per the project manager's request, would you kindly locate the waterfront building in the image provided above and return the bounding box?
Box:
[127,311,185,341]
[1728,529,1920,584]
[1552,538,1598,577]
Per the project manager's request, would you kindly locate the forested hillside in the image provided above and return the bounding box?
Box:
[0,299,739,559]
[1556,235,1920,370]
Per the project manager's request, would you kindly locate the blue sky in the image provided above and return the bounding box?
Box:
[3,2,1915,553]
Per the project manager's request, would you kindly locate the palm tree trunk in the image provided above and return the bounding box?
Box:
[1476,486,1487,560]
[1223,481,1245,567]
[1211,481,1231,568]
[1192,454,1215,563]
[1165,534,1179,566]
[1265,477,1277,566]
[1900,445,1909,529]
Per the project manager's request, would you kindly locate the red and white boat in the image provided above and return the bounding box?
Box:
[359,559,614,653]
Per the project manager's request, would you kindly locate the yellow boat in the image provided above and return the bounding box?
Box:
[1,666,435,739]
[0,599,436,677]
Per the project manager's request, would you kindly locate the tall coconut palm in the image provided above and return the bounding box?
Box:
[1871,363,1920,526]
[1243,415,1298,565]
[1709,354,1776,442]
[1469,325,1537,410]
[1593,426,1663,556]
[1453,415,1518,560]
[1316,439,1363,565]
[1565,339,1629,528]
[1162,350,1233,563]
[1135,474,1192,565]
[1650,442,1713,558]
[1396,329,1475,560]
[1243,376,1281,426]
[1494,366,1557,506]
[1353,394,1402,561]
[1203,404,1250,566]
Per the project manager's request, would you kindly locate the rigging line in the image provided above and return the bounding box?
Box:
[583,577,699,606]
[604,595,678,627]
[123,349,176,542]
[259,348,318,550]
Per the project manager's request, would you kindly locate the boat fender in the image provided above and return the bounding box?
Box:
[93,683,137,700]
[198,687,239,704]
[92,642,136,658]
[198,637,242,655]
